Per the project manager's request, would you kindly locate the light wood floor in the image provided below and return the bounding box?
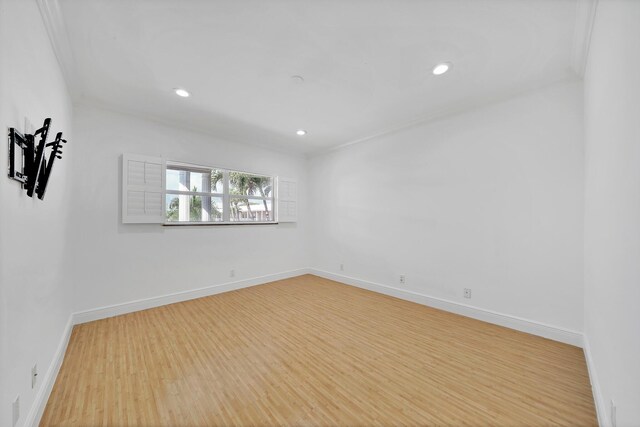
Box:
[41,274,597,426]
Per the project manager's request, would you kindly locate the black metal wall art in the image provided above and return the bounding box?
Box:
[7,118,67,200]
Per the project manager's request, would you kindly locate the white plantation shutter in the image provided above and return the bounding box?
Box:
[277,177,297,223]
[122,153,165,223]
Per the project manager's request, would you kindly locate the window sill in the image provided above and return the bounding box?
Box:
[163,221,279,227]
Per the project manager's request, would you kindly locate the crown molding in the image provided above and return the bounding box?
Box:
[571,0,599,78]
[36,0,79,98]
[318,75,578,156]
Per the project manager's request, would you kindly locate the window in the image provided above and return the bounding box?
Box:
[165,162,274,224]
[121,154,295,225]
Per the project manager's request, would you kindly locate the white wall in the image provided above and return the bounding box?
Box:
[583,1,640,426]
[7,2,640,426]
[309,81,585,333]
[69,105,309,313]
[0,1,74,426]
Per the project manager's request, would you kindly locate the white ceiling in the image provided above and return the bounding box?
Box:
[45,0,590,154]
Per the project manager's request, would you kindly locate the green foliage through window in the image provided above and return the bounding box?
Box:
[165,164,273,223]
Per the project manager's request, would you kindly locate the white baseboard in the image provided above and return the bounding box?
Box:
[310,269,583,347]
[24,314,74,427]
[28,268,589,427]
[73,268,310,324]
[27,268,310,427]
[583,334,606,427]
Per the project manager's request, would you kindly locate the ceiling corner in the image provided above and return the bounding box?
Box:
[570,0,599,78]
[36,0,79,98]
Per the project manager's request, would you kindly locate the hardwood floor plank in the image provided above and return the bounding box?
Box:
[41,274,597,426]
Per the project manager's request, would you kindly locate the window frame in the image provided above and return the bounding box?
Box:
[164,161,277,226]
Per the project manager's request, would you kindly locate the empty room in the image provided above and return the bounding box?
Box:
[1,0,639,426]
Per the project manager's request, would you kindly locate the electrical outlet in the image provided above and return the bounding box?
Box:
[230,269,235,278]
[339,263,344,271]
[399,275,406,284]
[611,399,616,427]
[12,395,19,427]
[464,288,472,299]
[32,364,38,388]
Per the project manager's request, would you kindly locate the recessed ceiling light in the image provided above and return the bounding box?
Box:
[296,129,307,136]
[174,88,190,97]
[291,75,305,84]
[432,63,451,76]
